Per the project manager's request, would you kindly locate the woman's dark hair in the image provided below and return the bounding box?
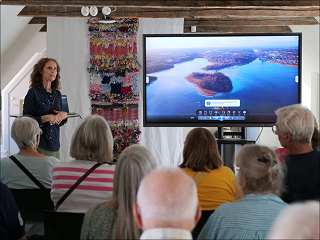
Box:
[30,58,61,90]
[179,128,222,172]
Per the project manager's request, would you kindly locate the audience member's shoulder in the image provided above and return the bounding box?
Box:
[218,166,235,174]
[47,156,60,163]
[0,156,10,164]
[101,163,116,170]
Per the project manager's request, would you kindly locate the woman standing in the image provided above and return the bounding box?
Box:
[23,58,67,159]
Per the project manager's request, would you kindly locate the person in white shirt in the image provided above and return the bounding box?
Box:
[133,166,201,240]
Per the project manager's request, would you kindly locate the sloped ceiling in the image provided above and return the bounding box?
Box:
[1,5,46,90]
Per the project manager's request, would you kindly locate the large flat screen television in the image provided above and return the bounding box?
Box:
[143,33,301,127]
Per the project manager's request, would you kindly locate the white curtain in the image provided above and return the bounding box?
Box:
[47,18,184,166]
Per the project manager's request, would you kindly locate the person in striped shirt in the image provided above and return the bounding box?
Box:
[51,115,115,213]
[198,145,288,240]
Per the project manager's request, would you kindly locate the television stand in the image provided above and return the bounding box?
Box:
[216,127,255,171]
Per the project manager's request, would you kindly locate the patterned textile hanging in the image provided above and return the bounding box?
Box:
[87,18,141,163]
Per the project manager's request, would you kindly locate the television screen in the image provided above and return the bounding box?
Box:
[143,33,301,127]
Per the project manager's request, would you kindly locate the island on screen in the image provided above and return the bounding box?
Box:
[143,33,301,127]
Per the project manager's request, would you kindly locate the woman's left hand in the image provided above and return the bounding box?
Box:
[54,110,68,124]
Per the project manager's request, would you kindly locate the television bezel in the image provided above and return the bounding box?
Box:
[143,32,302,127]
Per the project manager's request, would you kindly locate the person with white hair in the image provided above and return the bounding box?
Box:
[51,115,115,213]
[198,145,288,240]
[133,166,201,239]
[274,104,319,203]
[1,116,59,188]
[268,201,320,239]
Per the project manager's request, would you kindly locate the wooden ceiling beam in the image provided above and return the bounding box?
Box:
[2,0,319,8]
[28,17,47,24]
[39,24,47,32]
[18,6,320,18]
[184,26,293,33]
[184,17,320,26]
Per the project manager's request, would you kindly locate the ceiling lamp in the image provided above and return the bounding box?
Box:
[99,7,117,24]
[81,6,89,16]
[89,6,98,17]
[102,7,112,16]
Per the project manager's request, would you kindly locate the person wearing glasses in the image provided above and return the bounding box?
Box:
[198,145,288,240]
[273,104,319,203]
[274,115,320,163]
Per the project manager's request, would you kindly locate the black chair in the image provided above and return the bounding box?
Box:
[44,211,85,240]
[9,188,54,238]
[9,189,54,221]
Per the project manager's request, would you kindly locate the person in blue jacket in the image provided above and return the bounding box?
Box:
[23,58,68,159]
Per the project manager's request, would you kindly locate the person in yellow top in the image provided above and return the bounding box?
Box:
[179,127,242,239]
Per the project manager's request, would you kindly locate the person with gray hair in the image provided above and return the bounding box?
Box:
[50,115,116,213]
[268,201,320,239]
[198,145,288,240]
[133,166,201,239]
[80,144,157,239]
[1,116,59,188]
[274,104,319,203]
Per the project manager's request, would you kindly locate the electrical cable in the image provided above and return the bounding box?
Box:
[256,127,263,142]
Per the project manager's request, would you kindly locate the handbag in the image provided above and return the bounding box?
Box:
[9,155,45,189]
[54,162,102,211]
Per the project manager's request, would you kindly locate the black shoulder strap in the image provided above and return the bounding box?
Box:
[48,90,60,114]
[9,155,46,189]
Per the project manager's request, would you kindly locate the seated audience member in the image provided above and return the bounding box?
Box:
[51,115,115,213]
[133,166,201,240]
[179,127,241,238]
[0,183,27,240]
[274,104,319,203]
[311,116,319,149]
[198,145,288,240]
[81,144,157,239]
[269,201,320,239]
[1,116,59,188]
[274,115,319,162]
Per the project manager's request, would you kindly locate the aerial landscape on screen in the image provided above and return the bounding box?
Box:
[145,35,299,120]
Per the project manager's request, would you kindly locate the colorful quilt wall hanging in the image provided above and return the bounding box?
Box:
[87,18,141,163]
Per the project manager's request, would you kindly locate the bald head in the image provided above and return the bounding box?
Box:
[136,166,199,229]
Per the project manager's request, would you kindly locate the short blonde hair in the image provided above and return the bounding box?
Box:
[11,116,41,149]
[235,145,285,196]
[70,115,113,163]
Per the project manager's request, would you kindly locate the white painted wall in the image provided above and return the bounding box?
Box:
[0,5,46,90]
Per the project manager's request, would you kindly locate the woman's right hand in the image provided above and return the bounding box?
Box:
[41,114,61,124]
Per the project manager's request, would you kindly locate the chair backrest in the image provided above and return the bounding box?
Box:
[9,188,54,222]
[44,211,85,240]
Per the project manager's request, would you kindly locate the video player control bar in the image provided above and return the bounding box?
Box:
[198,116,246,121]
